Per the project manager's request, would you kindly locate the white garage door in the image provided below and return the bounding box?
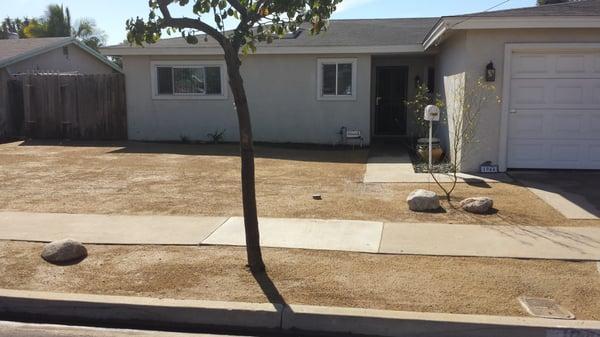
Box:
[507,50,600,169]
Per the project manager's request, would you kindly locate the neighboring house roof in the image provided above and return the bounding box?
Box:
[0,36,122,72]
[449,0,600,17]
[101,0,600,56]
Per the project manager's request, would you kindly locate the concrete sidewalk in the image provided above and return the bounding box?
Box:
[0,211,599,260]
[0,212,226,245]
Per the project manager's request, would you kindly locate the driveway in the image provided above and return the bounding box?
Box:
[510,171,600,220]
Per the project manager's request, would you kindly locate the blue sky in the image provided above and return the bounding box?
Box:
[3,0,537,45]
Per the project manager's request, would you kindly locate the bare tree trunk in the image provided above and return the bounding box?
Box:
[224,48,265,272]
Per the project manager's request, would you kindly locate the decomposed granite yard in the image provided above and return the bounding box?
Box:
[0,140,599,321]
[0,140,598,227]
[0,241,599,320]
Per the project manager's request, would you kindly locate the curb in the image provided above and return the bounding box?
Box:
[0,289,282,333]
[1,289,600,337]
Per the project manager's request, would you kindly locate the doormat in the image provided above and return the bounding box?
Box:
[518,296,575,320]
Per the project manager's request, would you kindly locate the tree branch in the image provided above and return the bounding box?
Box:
[226,0,248,18]
[157,0,226,46]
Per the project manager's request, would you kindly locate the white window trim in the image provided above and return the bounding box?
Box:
[316,58,357,101]
[150,60,228,100]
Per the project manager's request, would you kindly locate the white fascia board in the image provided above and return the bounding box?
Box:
[423,21,447,50]
[100,44,425,56]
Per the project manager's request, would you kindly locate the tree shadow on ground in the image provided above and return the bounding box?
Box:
[17,139,368,164]
[251,269,286,305]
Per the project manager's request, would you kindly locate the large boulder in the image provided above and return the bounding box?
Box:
[41,239,87,264]
[407,189,440,212]
[460,197,494,214]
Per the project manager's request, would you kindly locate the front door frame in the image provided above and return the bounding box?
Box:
[372,65,409,138]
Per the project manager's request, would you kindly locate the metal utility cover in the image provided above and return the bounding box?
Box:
[518,296,575,320]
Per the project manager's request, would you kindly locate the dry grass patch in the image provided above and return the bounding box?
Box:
[0,140,596,227]
[0,241,598,319]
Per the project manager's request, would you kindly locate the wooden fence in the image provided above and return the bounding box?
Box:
[6,79,24,136]
[10,73,127,140]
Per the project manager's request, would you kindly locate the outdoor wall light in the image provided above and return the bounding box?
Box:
[486,61,496,82]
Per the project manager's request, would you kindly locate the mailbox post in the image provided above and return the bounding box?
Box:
[424,105,440,172]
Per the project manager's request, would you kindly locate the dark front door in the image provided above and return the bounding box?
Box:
[374,66,408,136]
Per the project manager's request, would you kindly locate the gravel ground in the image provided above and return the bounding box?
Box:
[0,140,597,227]
[0,241,598,320]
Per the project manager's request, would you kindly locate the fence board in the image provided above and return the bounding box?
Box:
[6,79,24,135]
[9,73,127,140]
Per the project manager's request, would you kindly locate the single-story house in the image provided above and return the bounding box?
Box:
[101,0,600,171]
[0,36,122,136]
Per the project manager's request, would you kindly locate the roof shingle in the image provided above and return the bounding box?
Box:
[103,18,439,50]
[0,37,71,65]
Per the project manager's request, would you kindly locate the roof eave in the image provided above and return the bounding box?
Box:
[100,44,427,56]
[72,39,122,73]
[423,16,600,50]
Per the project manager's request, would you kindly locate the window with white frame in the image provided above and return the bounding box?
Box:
[151,61,226,99]
[317,58,357,100]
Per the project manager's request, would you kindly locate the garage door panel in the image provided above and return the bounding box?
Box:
[507,49,600,170]
[592,114,600,133]
[594,86,600,104]
[511,79,600,109]
[512,54,549,76]
[512,84,546,105]
[556,55,586,74]
[551,113,584,135]
[508,114,544,138]
[508,140,600,169]
[553,85,584,104]
[508,110,593,140]
[513,53,600,78]
[550,144,580,163]
[590,145,600,162]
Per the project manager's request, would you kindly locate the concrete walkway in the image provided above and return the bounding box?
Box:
[363,152,511,184]
[510,171,600,220]
[0,211,599,260]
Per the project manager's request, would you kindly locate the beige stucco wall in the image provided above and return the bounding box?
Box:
[435,31,467,163]
[5,44,115,75]
[436,28,600,172]
[123,54,372,144]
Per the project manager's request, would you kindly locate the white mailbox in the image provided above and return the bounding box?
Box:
[424,105,440,122]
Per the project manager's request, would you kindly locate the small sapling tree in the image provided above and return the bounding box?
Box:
[126,0,342,272]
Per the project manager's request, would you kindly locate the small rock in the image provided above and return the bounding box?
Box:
[460,197,494,214]
[312,194,322,200]
[41,239,87,264]
[407,189,440,212]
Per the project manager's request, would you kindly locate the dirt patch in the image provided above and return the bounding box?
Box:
[0,140,597,227]
[0,241,598,319]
